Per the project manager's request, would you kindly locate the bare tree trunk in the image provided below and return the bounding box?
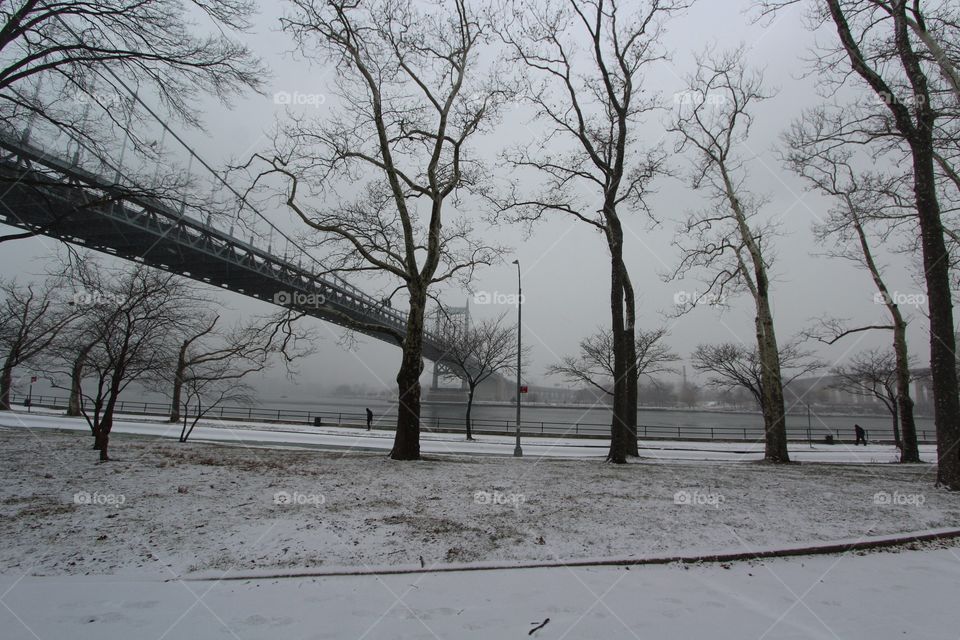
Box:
[0,358,12,410]
[823,0,960,486]
[180,399,201,442]
[94,341,130,461]
[756,296,789,462]
[851,211,919,462]
[465,385,475,441]
[169,342,187,423]
[622,266,640,457]
[896,7,958,482]
[67,344,93,417]
[96,378,123,461]
[914,149,960,486]
[391,287,425,461]
[899,9,959,477]
[720,159,789,463]
[96,370,126,461]
[607,245,629,464]
[95,399,116,462]
[890,396,902,450]
[892,322,919,462]
[67,362,83,416]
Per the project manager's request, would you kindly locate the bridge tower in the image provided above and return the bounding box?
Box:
[431,302,470,391]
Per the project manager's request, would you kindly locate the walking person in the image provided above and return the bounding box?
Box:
[366,407,373,431]
[854,424,867,446]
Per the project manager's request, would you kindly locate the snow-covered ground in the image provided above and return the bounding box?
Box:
[2,425,958,577]
[3,545,959,639]
[4,416,960,638]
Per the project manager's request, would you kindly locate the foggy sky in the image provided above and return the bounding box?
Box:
[0,0,930,402]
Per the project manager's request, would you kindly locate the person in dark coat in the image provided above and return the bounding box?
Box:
[854,424,867,446]
[366,407,373,431]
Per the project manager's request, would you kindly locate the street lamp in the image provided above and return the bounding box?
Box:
[512,259,523,457]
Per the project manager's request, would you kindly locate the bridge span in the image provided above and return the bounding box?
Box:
[0,132,463,367]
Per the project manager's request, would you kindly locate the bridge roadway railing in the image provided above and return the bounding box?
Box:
[0,133,454,361]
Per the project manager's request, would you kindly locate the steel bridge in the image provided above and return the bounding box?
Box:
[0,131,465,371]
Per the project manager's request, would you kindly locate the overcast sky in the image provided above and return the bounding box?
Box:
[0,0,931,401]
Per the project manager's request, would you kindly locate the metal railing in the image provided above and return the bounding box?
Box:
[7,393,933,444]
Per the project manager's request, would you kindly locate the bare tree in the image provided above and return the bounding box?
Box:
[75,264,194,460]
[756,0,960,487]
[167,310,316,423]
[0,277,78,409]
[177,378,254,443]
[0,0,264,141]
[435,310,518,440]
[0,0,266,245]
[785,133,921,462]
[57,313,108,418]
[239,0,506,460]
[494,0,684,462]
[548,326,677,399]
[831,349,914,449]
[691,341,823,412]
[668,47,793,462]
[43,254,132,419]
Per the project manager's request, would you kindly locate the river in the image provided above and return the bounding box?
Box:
[261,396,936,442]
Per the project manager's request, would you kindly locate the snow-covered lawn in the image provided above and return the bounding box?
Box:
[4,423,960,639]
[2,545,959,639]
[2,426,959,578]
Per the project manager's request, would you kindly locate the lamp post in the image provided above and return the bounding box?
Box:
[26,375,36,413]
[512,259,523,457]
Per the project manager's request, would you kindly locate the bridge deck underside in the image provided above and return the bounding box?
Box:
[0,166,455,366]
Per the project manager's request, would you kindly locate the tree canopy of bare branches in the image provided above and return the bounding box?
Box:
[435,309,519,440]
[168,308,317,429]
[239,0,508,460]
[758,0,960,485]
[785,129,921,462]
[691,341,823,411]
[831,348,914,449]
[668,46,793,463]
[0,0,264,130]
[0,276,78,409]
[0,0,266,244]
[66,263,196,460]
[494,0,685,462]
[547,326,677,398]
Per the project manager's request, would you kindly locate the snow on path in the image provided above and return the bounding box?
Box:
[2,546,959,639]
[0,408,926,463]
